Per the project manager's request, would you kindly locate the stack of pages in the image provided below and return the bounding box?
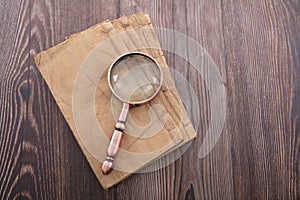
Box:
[34,13,197,189]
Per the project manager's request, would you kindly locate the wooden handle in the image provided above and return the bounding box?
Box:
[102,103,129,175]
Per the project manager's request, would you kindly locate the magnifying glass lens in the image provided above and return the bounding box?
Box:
[109,54,162,103]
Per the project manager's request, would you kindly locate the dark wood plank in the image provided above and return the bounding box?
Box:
[221,0,300,199]
[0,0,299,199]
[0,1,31,199]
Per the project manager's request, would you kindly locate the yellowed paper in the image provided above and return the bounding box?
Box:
[34,13,196,189]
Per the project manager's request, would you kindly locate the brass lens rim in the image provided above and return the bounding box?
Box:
[107,52,163,104]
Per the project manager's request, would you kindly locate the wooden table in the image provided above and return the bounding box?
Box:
[0,0,299,199]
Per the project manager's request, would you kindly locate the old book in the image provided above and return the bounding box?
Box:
[34,13,196,189]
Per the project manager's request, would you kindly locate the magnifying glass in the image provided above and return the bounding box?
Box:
[102,52,163,174]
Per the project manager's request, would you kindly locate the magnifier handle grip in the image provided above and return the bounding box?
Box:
[102,103,129,175]
[102,129,123,174]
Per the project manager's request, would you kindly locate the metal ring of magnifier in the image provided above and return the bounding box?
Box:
[102,51,163,175]
[107,51,163,104]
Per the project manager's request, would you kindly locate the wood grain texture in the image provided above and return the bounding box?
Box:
[0,0,299,199]
[0,1,30,199]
